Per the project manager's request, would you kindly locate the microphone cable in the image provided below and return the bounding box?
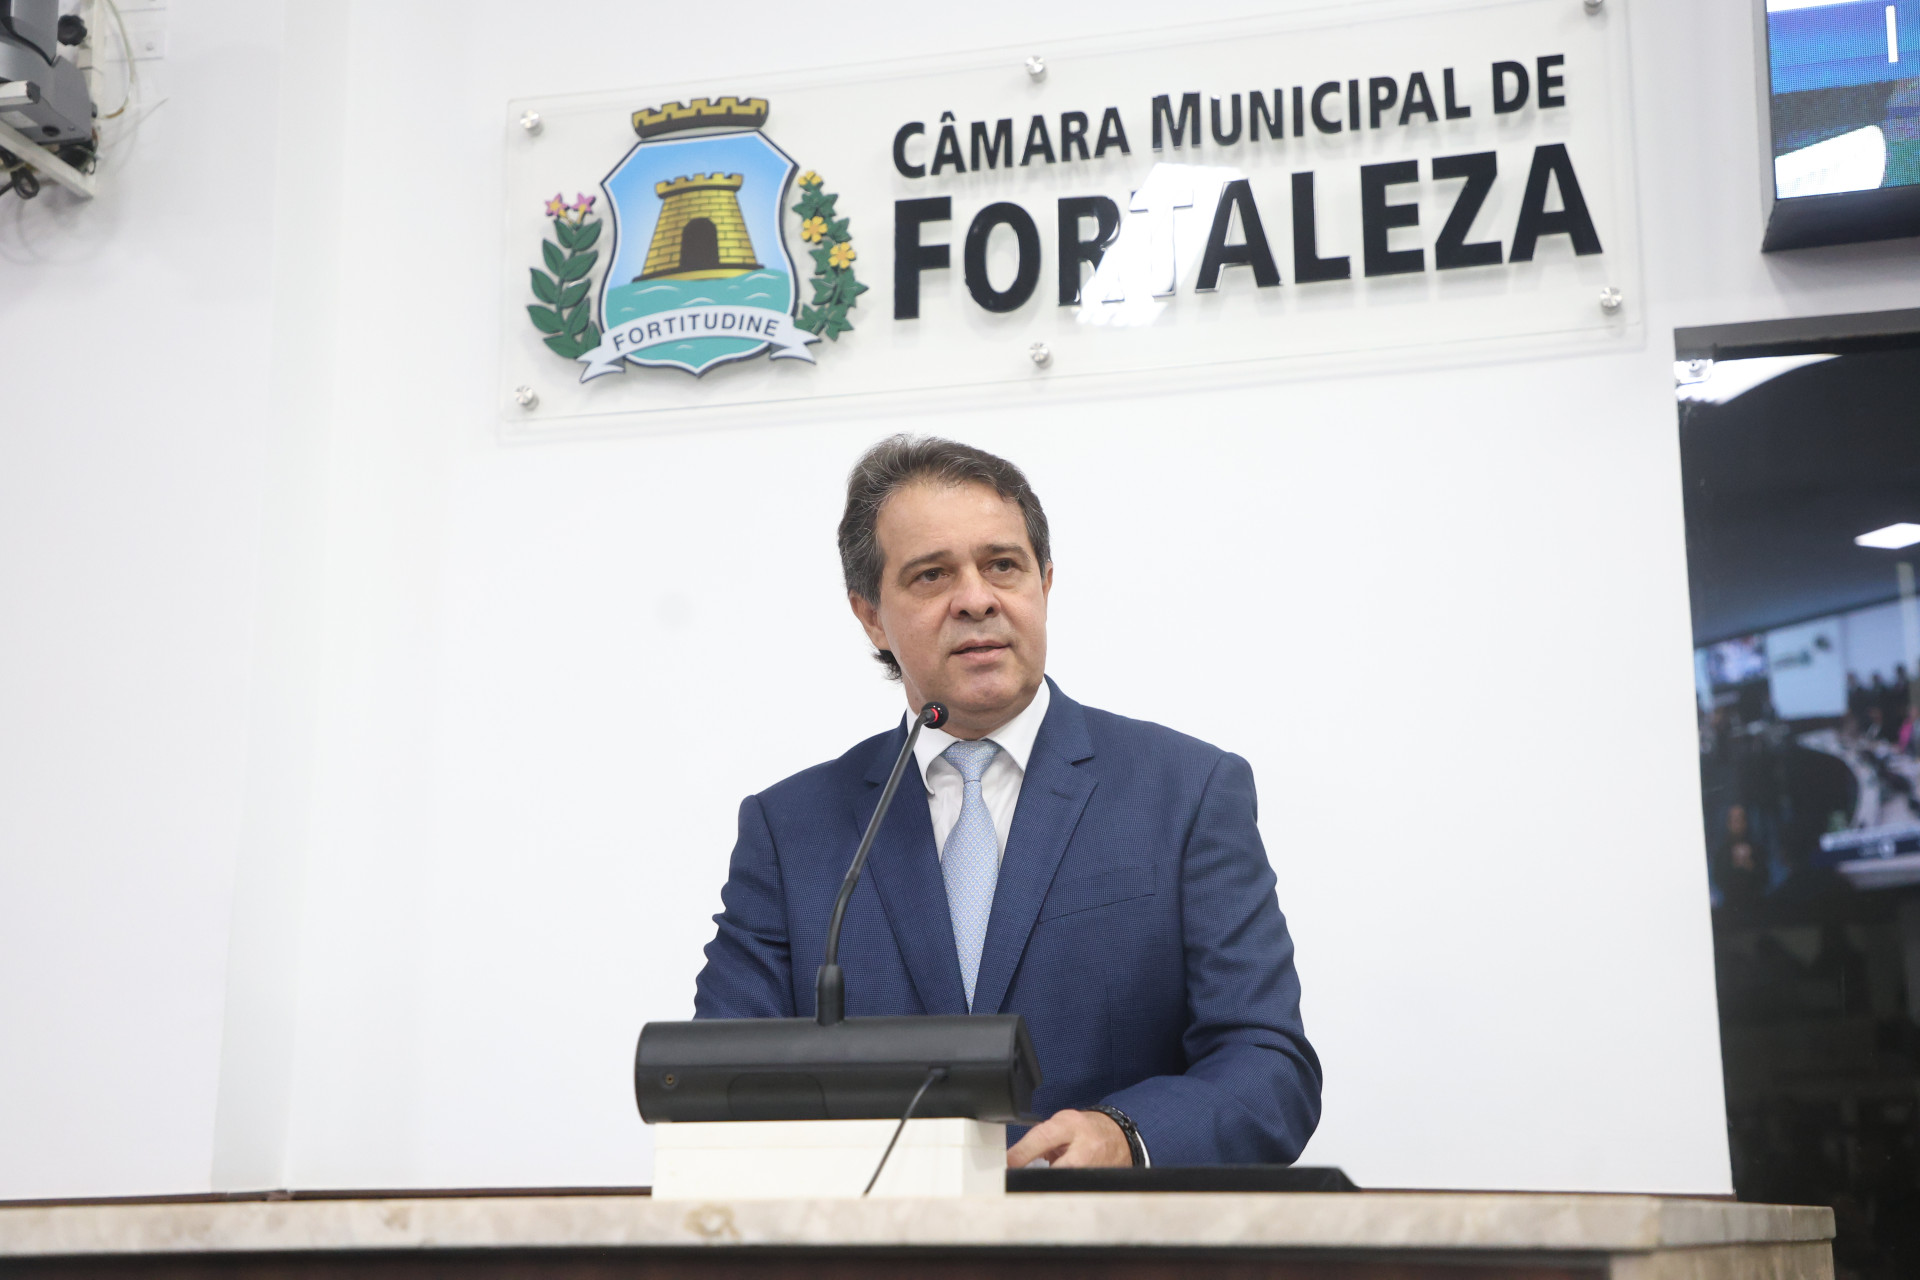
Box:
[863,1065,949,1197]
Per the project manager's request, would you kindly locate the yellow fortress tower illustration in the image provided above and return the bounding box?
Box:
[636,173,763,281]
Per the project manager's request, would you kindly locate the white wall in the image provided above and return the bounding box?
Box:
[0,0,288,1197]
[1845,599,1920,685]
[9,0,1920,1200]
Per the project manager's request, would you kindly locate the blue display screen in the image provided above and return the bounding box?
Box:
[1767,0,1920,196]
[1771,0,1918,93]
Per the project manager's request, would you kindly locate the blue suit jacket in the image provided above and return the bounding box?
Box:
[692,679,1321,1165]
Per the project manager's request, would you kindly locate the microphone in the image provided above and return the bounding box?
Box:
[815,701,946,1027]
[633,695,1040,1131]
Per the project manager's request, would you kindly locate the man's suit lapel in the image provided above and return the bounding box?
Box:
[857,723,969,1016]
[970,683,1097,1017]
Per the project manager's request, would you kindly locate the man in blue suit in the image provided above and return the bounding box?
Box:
[694,436,1320,1168]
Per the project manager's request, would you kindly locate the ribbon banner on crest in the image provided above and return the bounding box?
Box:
[577,305,820,380]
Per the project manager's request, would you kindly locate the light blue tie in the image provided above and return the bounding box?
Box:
[940,739,1002,1011]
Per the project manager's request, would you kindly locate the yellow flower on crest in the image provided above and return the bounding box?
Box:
[828,241,856,270]
[801,215,828,243]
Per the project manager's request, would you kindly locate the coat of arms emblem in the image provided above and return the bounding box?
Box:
[525,97,865,381]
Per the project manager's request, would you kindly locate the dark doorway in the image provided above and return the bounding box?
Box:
[679,218,719,272]
[1676,310,1920,1280]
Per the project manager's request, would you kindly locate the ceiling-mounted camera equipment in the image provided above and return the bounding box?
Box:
[0,0,96,197]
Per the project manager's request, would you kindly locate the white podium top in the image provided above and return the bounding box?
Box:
[0,1192,1834,1259]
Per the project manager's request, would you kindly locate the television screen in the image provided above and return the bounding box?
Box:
[1761,0,1920,247]
[1707,635,1770,688]
[1768,0,1919,197]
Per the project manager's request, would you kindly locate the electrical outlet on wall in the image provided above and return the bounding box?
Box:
[117,8,166,60]
[87,0,167,62]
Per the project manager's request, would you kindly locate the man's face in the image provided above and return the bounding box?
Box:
[850,479,1051,738]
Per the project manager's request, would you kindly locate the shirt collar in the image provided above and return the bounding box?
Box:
[913,678,1052,785]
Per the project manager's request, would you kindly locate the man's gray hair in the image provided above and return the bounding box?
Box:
[839,435,1051,680]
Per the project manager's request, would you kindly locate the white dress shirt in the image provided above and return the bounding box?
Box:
[914,679,1052,862]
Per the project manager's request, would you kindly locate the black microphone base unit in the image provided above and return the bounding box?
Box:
[636,1014,1041,1124]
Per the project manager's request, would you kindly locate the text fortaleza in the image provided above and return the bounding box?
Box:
[887,56,1606,319]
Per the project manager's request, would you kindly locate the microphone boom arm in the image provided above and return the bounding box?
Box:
[816,701,946,1026]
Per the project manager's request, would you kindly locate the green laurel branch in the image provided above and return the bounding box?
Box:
[528,214,603,359]
[793,176,865,341]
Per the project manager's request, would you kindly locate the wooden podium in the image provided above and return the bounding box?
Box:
[0,1190,1833,1279]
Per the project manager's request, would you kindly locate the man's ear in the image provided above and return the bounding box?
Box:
[849,591,890,651]
[1042,561,1054,598]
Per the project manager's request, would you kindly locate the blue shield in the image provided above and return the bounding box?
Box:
[598,130,800,376]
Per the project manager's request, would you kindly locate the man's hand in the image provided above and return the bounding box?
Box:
[1006,1108,1132,1169]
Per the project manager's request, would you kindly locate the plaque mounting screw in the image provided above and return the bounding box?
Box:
[1598,286,1623,314]
[1583,0,1603,12]
[518,109,543,135]
[514,385,539,409]
[1029,342,1052,366]
[1025,56,1046,80]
